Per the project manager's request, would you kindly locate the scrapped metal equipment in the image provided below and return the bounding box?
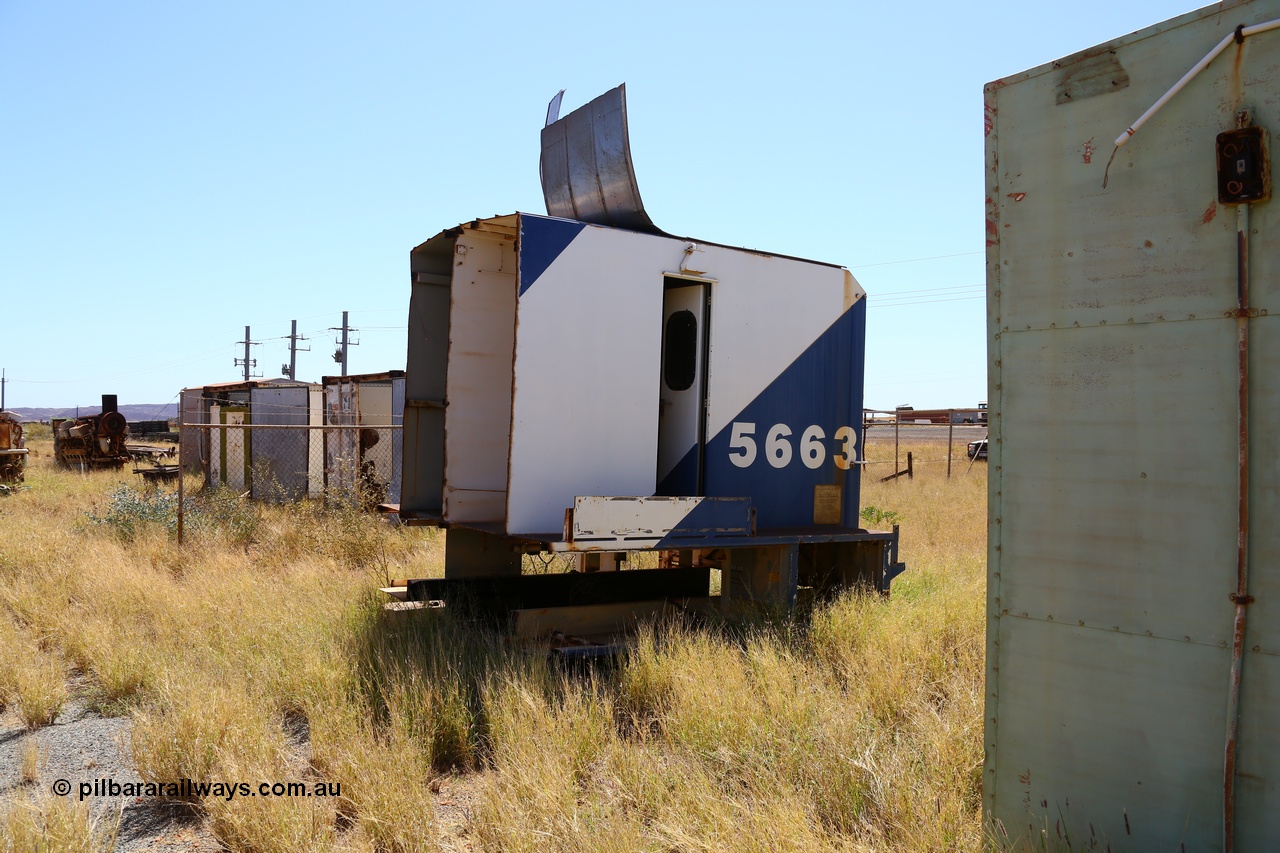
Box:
[0,411,27,483]
[129,442,179,483]
[53,394,131,471]
[382,85,906,646]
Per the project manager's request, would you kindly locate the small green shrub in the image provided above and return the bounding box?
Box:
[85,486,179,540]
[860,505,900,526]
[84,485,260,545]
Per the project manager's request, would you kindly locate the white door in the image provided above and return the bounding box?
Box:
[222,409,247,492]
[656,278,709,495]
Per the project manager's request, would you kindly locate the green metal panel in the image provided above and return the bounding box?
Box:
[992,619,1228,847]
[986,1,1280,848]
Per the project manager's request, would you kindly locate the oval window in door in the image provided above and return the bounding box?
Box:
[663,310,698,391]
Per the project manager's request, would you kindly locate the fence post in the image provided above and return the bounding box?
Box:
[177,455,184,545]
[947,414,954,479]
[894,415,900,478]
[907,451,913,480]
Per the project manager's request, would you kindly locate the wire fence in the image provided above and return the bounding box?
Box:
[178,422,403,507]
[860,409,989,479]
[164,410,981,544]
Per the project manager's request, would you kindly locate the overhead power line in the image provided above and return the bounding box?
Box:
[849,250,984,269]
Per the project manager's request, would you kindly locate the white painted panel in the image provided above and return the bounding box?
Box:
[443,230,517,522]
[308,388,323,498]
[572,496,751,540]
[223,409,246,492]
[505,222,667,535]
[442,487,506,521]
[702,252,859,440]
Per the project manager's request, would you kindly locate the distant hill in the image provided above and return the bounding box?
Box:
[7,404,178,423]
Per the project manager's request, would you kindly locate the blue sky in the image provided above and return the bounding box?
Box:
[1,0,1203,411]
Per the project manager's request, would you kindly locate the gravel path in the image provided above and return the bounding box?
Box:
[0,696,219,851]
[1,691,477,851]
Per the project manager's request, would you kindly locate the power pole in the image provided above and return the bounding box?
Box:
[235,326,261,382]
[329,311,358,376]
[1,368,6,411]
[282,320,309,379]
[341,311,349,375]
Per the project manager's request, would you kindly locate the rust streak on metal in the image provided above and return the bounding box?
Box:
[1224,201,1251,853]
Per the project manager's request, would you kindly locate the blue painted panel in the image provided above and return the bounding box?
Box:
[654,497,754,546]
[518,214,587,295]
[657,443,699,497]
[698,301,866,529]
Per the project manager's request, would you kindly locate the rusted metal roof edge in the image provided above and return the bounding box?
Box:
[984,2,1240,91]
[320,370,405,385]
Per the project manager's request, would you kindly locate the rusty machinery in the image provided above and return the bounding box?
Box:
[0,411,27,483]
[52,394,131,470]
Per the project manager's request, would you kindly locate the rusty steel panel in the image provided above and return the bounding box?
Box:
[0,411,27,483]
[987,1,1280,849]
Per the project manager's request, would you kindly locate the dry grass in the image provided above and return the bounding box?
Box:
[0,434,989,852]
[19,738,45,786]
[0,792,118,853]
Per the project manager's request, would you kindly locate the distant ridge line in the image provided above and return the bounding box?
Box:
[7,404,179,422]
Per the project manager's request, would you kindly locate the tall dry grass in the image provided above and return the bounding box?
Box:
[0,433,989,852]
[0,792,118,853]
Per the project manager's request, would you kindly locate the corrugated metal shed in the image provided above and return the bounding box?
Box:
[985,1,1280,849]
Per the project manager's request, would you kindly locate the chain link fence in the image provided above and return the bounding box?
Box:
[179,423,403,506]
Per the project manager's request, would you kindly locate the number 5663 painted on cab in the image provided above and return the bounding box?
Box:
[727,422,860,470]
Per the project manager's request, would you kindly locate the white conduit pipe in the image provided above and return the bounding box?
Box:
[1115,18,1280,149]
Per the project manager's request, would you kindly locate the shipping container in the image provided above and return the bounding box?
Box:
[985,1,1280,849]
